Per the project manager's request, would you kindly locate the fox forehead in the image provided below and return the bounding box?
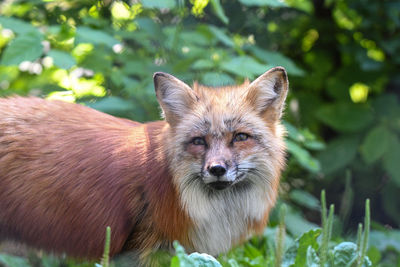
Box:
[176,84,268,137]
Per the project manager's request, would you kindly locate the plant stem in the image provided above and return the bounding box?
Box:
[275,204,287,267]
[101,226,111,267]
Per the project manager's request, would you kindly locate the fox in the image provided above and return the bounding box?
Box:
[0,67,288,263]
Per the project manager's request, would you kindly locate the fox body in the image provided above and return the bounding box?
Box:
[0,67,288,261]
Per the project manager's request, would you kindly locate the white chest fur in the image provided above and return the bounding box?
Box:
[181,183,273,255]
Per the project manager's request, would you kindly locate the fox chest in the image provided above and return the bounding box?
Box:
[184,189,271,255]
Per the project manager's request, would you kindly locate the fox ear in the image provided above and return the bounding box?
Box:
[153,72,198,127]
[246,67,289,121]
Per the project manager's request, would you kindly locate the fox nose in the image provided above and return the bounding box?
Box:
[208,164,227,177]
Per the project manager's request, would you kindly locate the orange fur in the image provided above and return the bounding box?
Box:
[0,67,288,263]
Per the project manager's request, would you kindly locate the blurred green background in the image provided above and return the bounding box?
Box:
[0,0,399,266]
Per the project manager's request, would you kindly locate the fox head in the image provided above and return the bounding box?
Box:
[154,67,288,252]
[154,67,287,221]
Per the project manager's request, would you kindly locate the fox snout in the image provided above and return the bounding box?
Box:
[203,158,236,190]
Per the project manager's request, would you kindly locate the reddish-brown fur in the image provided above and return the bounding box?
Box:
[0,97,190,259]
[0,67,288,262]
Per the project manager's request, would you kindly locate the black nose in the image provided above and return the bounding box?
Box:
[208,165,227,177]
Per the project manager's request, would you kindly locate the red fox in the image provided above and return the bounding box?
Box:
[0,67,288,262]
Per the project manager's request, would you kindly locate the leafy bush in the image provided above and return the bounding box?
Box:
[0,0,399,266]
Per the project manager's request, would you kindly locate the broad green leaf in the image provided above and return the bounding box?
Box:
[210,0,229,24]
[369,229,400,252]
[317,103,374,133]
[383,134,400,186]
[0,16,39,35]
[286,140,321,172]
[249,46,304,76]
[142,0,176,9]
[306,246,320,267]
[208,26,234,47]
[290,190,320,210]
[47,50,76,69]
[294,229,321,267]
[201,72,234,87]
[360,125,392,164]
[220,56,268,79]
[1,32,43,65]
[284,121,306,142]
[188,253,222,267]
[172,241,196,266]
[192,59,215,70]
[0,254,31,267]
[75,27,119,48]
[238,0,287,7]
[332,242,358,267]
[367,246,382,266]
[87,96,134,116]
[285,211,319,237]
[317,136,359,175]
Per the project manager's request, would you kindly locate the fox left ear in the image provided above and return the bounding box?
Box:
[153,72,198,127]
[246,67,289,121]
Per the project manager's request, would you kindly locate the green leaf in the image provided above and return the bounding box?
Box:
[208,26,234,47]
[383,134,400,186]
[201,72,234,87]
[188,253,222,267]
[360,125,391,164]
[286,140,321,172]
[290,190,320,210]
[332,242,358,267]
[75,27,119,48]
[86,96,134,116]
[0,16,39,35]
[238,0,287,7]
[1,31,43,65]
[172,241,196,266]
[294,229,321,267]
[285,210,319,237]
[47,50,76,69]
[249,46,304,76]
[306,246,320,267]
[0,254,31,267]
[220,56,268,79]
[210,0,229,24]
[317,103,374,132]
[317,136,359,175]
[141,0,176,9]
[192,59,215,70]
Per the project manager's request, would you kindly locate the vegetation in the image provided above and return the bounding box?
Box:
[0,0,399,266]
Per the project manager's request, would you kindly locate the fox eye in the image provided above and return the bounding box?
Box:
[233,133,249,142]
[191,137,206,146]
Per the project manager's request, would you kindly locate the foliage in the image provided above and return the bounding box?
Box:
[0,0,399,266]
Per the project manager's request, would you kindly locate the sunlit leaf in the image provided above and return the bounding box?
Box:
[0,16,39,35]
[220,55,268,79]
[1,32,43,65]
[75,27,120,48]
[201,72,234,86]
[48,50,76,69]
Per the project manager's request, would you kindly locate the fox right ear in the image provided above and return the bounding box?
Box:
[153,72,198,127]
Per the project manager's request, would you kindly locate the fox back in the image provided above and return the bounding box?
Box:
[0,67,288,262]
